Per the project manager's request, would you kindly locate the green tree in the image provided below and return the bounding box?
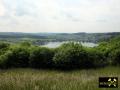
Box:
[0,47,30,68]
[53,42,91,69]
[108,49,120,66]
[29,47,54,68]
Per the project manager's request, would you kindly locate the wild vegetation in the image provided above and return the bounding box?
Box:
[0,36,120,69]
[0,67,120,90]
[0,35,120,90]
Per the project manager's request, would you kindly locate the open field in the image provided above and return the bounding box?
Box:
[0,67,119,90]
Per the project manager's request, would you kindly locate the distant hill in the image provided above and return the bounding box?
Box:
[0,32,47,39]
[0,32,120,43]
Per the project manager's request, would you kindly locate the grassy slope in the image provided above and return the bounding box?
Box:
[0,67,119,90]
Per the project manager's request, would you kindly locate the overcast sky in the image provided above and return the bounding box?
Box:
[0,0,120,33]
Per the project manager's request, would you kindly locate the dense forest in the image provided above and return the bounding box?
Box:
[0,35,120,70]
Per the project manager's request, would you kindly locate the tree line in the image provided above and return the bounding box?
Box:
[0,36,120,70]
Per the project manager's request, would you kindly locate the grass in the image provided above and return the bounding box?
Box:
[0,67,119,90]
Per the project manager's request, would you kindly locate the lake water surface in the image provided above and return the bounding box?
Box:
[42,42,98,48]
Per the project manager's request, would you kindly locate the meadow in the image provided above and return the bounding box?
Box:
[0,67,119,90]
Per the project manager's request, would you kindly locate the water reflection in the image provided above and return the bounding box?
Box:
[41,42,98,48]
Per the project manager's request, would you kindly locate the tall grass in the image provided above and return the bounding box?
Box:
[0,67,119,90]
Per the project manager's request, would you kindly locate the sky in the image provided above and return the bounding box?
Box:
[0,0,120,33]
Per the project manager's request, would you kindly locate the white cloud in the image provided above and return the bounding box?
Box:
[0,0,120,33]
[0,0,6,16]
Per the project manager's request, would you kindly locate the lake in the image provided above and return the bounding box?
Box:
[41,41,98,48]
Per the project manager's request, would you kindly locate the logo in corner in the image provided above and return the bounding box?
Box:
[99,77,118,88]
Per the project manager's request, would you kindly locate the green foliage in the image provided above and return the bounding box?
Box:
[53,42,94,69]
[96,36,120,66]
[0,36,120,69]
[108,49,120,66]
[0,42,10,49]
[0,51,11,68]
[0,47,30,68]
[0,42,10,55]
[86,48,107,68]
[19,41,31,47]
[29,47,54,68]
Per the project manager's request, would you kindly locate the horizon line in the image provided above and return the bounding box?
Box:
[0,31,120,34]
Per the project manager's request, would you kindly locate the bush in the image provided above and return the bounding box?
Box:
[0,42,10,49]
[19,41,31,47]
[53,42,92,69]
[108,49,120,66]
[0,47,30,68]
[29,47,54,68]
[0,42,10,55]
[86,49,107,68]
[0,51,11,69]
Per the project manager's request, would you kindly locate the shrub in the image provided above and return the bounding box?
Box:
[29,47,54,68]
[86,49,107,68]
[108,49,120,66]
[0,42,10,55]
[0,47,30,68]
[19,41,31,47]
[0,42,10,49]
[0,51,11,69]
[53,42,92,69]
